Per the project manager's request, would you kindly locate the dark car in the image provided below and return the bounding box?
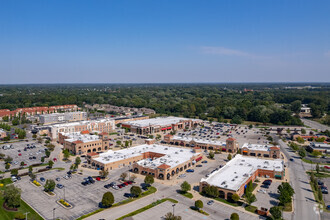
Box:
[201,161,208,163]
[289,158,294,162]
[81,181,88,186]
[261,184,270,189]
[196,164,202,167]
[262,180,272,185]
[186,169,194,173]
[104,184,111,189]
[56,184,64,189]
[56,178,60,181]
[40,177,45,182]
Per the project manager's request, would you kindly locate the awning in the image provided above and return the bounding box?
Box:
[167,127,172,130]
[161,128,167,131]
[222,148,226,151]
[275,175,282,178]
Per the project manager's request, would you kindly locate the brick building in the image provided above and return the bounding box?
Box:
[88,144,203,180]
[240,143,280,159]
[200,154,284,199]
[164,135,239,153]
[59,131,110,155]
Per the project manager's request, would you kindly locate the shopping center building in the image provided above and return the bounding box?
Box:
[121,116,202,134]
[240,143,280,159]
[164,135,239,153]
[59,131,110,155]
[87,144,203,180]
[200,154,284,199]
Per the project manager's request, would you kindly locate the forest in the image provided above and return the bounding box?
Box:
[0,83,329,125]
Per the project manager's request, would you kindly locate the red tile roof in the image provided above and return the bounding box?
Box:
[73,140,83,144]
[270,146,280,150]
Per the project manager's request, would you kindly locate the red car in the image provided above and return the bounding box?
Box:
[18,153,22,156]
[96,177,101,181]
[127,181,133,184]
[324,166,330,169]
[117,184,123,188]
[123,182,129,186]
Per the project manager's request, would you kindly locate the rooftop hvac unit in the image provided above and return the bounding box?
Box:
[232,179,235,181]
[221,181,226,185]
[239,163,243,166]
[175,152,178,154]
[235,176,238,178]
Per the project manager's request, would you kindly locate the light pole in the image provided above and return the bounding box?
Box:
[64,187,66,201]
[24,212,29,220]
[53,208,56,220]
[172,204,176,216]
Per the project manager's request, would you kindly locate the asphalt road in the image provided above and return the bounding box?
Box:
[301,119,329,132]
[273,135,320,220]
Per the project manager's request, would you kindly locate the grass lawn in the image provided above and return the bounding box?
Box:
[190,207,209,216]
[178,190,193,199]
[116,198,178,220]
[245,205,257,213]
[307,171,330,178]
[279,202,292,212]
[200,192,242,207]
[0,178,43,220]
[302,158,330,165]
[77,186,157,220]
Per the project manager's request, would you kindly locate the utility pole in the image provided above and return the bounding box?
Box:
[172,204,176,216]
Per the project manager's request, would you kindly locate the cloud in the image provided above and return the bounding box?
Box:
[200,46,256,58]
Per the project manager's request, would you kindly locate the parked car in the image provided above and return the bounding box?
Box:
[96,177,101,181]
[117,184,123,188]
[56,184,64,189]
[201,160,208,163]
[40,177,45,182]
[56,178,60,181]
[261,184,270,189]
[262,180,272,185]
[186,169,194,173]
[289,158,294,162]
[196,164,202,167]
[324,166,330,169]
[207,200,214,205]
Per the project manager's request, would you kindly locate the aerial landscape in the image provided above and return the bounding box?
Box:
[0,1,330,220]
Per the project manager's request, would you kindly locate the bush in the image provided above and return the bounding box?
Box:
[101,192,114,207]
[4,185,21,208]
[230,213,239,220]
[14,213,25,220]
[144,174,154,186]
[270,206,282,219]
[195,200,203,210]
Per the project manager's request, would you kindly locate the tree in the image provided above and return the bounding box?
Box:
[316,163,320,174]
[232,194,240,203]
[231,115,242,124]
[202,185,219,198]
[144,174,154,186]
[47,144,55,151]
[311,150,322,157]
[41,157,45,163]
[75,156,81,165]
[28,165,33,173]
[120,172,127,181]
[4,156,13,163]
[11,169,18,176]
[156,134,161,140]
[44,179,55,192]
[48,160,54,168]
[301,128,306,134]
[129,174,137,182]
[318,188,323,202]
[290,100,301,114]
[29,173,36,181]
[99,170,109,178]
[195,200,203,210]
[270,206,282,220]
[32,134,37,139]
[246,181,253,193]
[180,181,191,192]
[296,136,305,144]
[63,149,70,160]
[208,150,215,159]
[45,150,51,158]
[101,192,114,207]
[130,186,142,197]
[20,161,25,167]
[230,213,240,220]
[227,154,232,161]
[125,140,129,148]
[3,185,21,208]
[278,182,295,198]
[37,137,43,144]
[164,212,182,220]
[298,148,306,158]
[5,163,10,170]
[244,192,256,205]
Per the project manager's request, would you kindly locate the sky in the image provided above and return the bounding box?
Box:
[0,0,329,84]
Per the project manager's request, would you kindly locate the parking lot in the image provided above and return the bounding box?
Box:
[253,180,281,210]
[0,141,46,171]
[321,177,330,219]
[14,165,145,220]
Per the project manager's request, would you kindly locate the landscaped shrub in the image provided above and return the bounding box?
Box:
[14,213,25,220]
[32,180,41,186]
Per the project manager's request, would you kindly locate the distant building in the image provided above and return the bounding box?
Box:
[0,105,79,120]
[307,142,330,154]
[39,111,87,124]
[299,104,312,118]
[164,135,239,153]
[240,143,280,159]
[200,154,284,199]
[59,131,110,155]
[84,104,156,116]
[49,118,115,140]
[122,116,202,135]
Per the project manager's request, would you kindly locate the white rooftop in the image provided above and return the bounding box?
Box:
[62,132,100,143]
[241,143,274,152]
[51,118,114,128]
[123,116,199,128]
[201,154,284,191]
[93,144,200,168]
[172,135,226,146]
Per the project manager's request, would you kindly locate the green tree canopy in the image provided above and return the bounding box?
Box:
[101,192,114,207]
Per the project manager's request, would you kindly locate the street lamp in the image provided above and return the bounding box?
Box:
[53,208,56,220]
[24,212,29,220]
[172,204,176,216]
[64,187,66,201]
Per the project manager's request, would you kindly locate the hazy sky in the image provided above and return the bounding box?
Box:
[1,0,329,83]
